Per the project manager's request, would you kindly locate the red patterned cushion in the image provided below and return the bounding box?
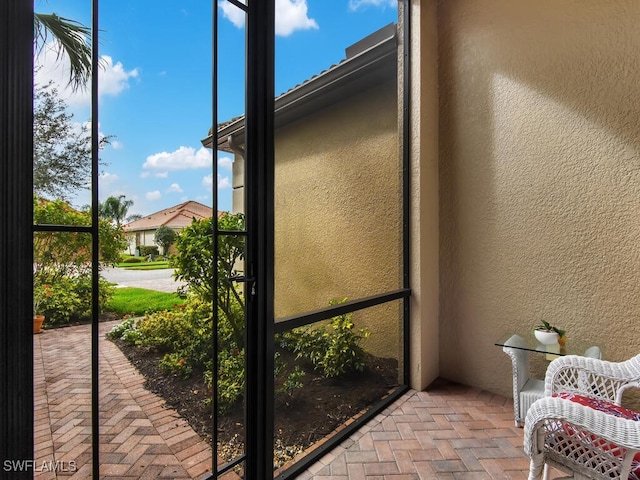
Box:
[554,392,640,479]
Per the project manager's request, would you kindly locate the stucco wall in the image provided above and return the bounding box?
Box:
[274,81,403,359]
[438,0,640,396]
[408,0,441,391]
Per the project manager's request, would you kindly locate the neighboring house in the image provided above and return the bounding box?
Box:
[203,24,401,360]
[122,200,220,255]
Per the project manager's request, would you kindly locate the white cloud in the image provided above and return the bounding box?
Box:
[202,174,232,189]
[99,56,139,95]
[35,44,139,108]
[166,183,184,193]
[111,140,124,150]
[99,189,129,205]
[219,0,246,28]
[219,155,233,170]
[139,170,168,179]
[348,0,397,11]
[143,146,212,171]
[219,175,232,189]
[276,0,318,36]
[99,172,119,185]
[146,190,161,201]
[219,0,318,37]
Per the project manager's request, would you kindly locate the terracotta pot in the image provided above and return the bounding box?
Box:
[33,315,45,334]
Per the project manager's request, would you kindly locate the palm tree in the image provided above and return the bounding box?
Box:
[100,195,134,227]
[34,12,92,91]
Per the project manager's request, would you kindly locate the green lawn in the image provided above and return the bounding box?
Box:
[117,261,171,270]
[107,287,185,316]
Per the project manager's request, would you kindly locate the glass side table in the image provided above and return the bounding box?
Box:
[495,333,602,427]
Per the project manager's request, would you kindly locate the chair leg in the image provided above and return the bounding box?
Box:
[542,463,549,480]
[528,457,545,480]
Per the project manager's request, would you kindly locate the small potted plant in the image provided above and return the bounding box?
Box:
[33,283,51,334]
[534,320,567,346]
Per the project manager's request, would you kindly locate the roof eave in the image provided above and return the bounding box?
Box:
[201,31,397,151]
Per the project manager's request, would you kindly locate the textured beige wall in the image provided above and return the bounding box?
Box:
[438,0,640,396]
[274,81,403,359]
[408,0,441,390]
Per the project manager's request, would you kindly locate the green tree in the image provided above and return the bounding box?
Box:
[33,195,124,325]
[34,12,92,91]
[33,195,126,280]
[33,82,111,200]
[154,226,178,256]
[171,213,246,346]
[100,195,134,227]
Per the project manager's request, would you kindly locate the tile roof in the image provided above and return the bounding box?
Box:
[123,200,222,232]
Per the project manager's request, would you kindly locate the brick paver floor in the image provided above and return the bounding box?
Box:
[301,381,566,480]
[34,321,218,479]
[34,322,563,479]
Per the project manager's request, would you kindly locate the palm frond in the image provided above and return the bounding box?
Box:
[34,13,92,92]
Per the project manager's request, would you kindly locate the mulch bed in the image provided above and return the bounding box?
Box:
[110,337,399,467]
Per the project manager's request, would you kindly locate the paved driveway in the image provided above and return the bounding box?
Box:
[101,267,186,293]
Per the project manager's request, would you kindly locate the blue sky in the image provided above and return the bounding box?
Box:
[35,0,398,217]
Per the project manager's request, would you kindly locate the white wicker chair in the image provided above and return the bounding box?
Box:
[502,335,602,427]
[524,354,640,480]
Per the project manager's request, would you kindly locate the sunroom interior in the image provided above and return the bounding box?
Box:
[2,0,640,479]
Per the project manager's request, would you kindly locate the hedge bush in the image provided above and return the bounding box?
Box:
[137,245,159,257]
[34,274,114,326]
[121,257,143,264]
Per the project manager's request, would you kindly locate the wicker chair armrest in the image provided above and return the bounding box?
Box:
[544,354,640,401]
[524,396,640,458]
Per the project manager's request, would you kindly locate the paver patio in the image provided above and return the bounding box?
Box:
[33,321,562,479]
[296,381,564,480]
[34,321,222,479]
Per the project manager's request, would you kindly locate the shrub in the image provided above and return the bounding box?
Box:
[34,274,114,326]
[137,245,159,257]
[108,297,238,410]
[107,294,303,413]
[107,315,136,339]
[110,298,213,378]
[34,279,81,326]
[280,299,370,378]
[212,347,245,412]
[274,352,305,399]
[121,257,142,264]
[171,213,246,346]
[137,304,210,357]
